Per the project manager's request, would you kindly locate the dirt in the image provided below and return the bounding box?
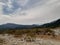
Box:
[0,34,60,45]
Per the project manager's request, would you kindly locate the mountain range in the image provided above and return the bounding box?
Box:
[0,19,60,30]
[0,23,39,30]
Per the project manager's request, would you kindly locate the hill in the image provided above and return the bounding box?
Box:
[37,19,60,28]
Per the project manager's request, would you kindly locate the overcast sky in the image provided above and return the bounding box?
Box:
[0,0,60,25]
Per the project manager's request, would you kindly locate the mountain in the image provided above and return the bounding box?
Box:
[0,19,60,30]
[39,19,60,28]
[0,23,39,30]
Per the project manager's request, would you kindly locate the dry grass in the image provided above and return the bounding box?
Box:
[0,28,60,45]
[0,38,6,45]
[0,34,60,45]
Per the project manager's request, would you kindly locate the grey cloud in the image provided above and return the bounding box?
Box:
[0,0,60,24]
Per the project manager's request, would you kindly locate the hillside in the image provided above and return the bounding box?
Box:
[37,19,60,28]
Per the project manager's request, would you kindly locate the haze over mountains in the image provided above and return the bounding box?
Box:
[0,19,60,30]
[0,23,39,29]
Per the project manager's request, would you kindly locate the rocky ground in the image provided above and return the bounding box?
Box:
[0,34,60,45]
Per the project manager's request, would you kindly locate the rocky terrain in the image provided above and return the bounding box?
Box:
[0,33,60,45]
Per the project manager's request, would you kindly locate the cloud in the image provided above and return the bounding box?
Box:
[0,0,60,24]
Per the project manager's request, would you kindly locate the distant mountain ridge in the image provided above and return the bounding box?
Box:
[0,19,60,30]
[39,19,60,28]
[0,23,39,30]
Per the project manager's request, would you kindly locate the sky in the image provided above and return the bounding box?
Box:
[0,0,60,25]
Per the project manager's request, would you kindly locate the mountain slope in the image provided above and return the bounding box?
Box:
[39,19,60,28]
